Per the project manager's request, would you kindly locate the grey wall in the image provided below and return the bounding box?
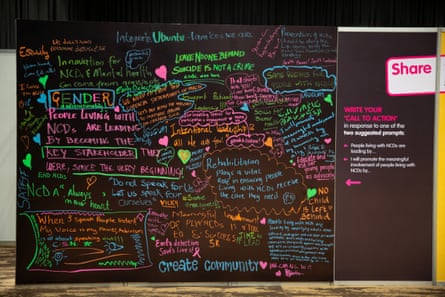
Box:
[0,50,16,242]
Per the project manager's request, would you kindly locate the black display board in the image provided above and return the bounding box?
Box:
[16,21,337,283]
[335,31,435,281]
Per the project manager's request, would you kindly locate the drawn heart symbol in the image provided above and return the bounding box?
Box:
[20,135,30,150]
[86,176,97,190]
[37,93,47,105]
[32,133,41,145]
[114,105,120,112]
[264,137,273,148]
[158,135,169,147]
[260,217,266,225]
[191,170,197,177]
[38,75,49,89]
[324,138,332,144]
[22,153,32,170]
[323,94,333,106]
[155,65,167,81]
[150,236,156,241]
[157,147,175,166]
[307,188,317,200]
[240,102,250,112]
[160,223,169,233]
[275,270,282,277]
[205,146,210,152]
[177,149,192,164]
[259,261,268,270]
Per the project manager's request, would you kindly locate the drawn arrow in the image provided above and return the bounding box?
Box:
[345,178,362,187]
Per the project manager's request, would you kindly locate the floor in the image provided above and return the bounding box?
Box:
[1,245,445,297]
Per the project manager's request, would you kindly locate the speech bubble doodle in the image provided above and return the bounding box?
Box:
[125,48,151,70]
[120,80,204,128]
[203,148,307,214]
[262,66,336,94]
[225,73,278,107]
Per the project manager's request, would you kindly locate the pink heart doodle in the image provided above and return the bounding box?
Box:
[160,223,169,234]
[259,261,268,270]
[155,65,167,81]
[158,135,169,147]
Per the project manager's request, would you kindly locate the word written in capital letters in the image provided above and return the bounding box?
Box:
[175,50,246,64]
[343,106,398,123]
[343,106,406,138]
[48,88,115,109]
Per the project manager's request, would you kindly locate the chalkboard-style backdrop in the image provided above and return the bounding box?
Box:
[16,21,336,283]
